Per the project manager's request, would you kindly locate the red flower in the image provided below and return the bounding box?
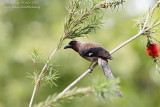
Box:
[146,43,160,58]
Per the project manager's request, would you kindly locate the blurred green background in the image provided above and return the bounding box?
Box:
[0,0,160,107]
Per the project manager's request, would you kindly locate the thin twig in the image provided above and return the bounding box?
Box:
[51,63,98,103]
[150,35,160,44]
[110,22,160,54]
[142,0,160,31]
[29,47,58,107]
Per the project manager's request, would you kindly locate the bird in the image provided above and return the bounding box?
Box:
[64,40,112,65]
[64,40,123,97]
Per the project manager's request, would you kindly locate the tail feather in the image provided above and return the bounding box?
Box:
[99,58,123,97]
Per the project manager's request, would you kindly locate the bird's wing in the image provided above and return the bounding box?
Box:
[79,47,112,60]
[100,59,123,97]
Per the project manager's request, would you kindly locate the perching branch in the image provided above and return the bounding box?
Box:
[34,78,120,107]
[52,63,98,103]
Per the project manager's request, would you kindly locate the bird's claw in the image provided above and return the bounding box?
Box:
[88,67,93,73]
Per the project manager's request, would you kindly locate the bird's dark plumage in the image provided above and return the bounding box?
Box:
[64,40,123,97]
[79,47,112,61]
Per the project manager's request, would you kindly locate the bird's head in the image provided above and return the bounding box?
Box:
[64,40,82,52]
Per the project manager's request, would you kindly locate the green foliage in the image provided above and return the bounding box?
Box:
[28,49,60,88]
[34,78,120,107]
[31,49,40,64]
[41,60,60,87]
[64,0,125,39]
[94,78,121,99]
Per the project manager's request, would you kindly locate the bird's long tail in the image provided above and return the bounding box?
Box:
[98,58,123,97]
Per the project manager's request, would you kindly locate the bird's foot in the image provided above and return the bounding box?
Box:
[88,66,93,73]
[88,62,94,73]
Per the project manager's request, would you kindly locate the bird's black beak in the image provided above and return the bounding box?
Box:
[64,44,72,49]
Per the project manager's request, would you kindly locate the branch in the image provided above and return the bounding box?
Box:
[29,48,58,107]
[29,36,65,107]
[110,21,160,54]
[142,0,160,31]
[51,63,98,103]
